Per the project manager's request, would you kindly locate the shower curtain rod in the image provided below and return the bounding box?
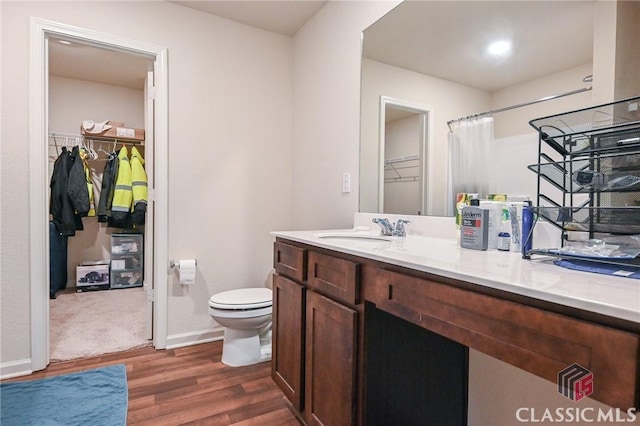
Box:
[446,86,592,132]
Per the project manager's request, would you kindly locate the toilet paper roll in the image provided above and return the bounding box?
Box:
[178,259,196,285]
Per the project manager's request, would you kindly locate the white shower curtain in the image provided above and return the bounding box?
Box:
[446,117,494,216]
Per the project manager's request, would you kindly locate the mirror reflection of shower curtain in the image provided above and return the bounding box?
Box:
[445,117,494,216]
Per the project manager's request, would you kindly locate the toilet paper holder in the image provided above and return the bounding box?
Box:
[170,259,197,269]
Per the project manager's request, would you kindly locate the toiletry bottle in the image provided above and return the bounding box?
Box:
[497,206,511,251]
[460,199,489,250]
[521,201,534,258]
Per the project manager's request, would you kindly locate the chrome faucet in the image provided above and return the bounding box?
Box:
[372,218,394,236]
[392,219,411,237]
[372,218,411,237]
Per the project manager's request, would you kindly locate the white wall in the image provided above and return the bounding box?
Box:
[360,59,491,215]
[614,0,640,99]
[491,63,594,139]
[290,1,401,230]
[1,1,292,363]
[49,76,145,134]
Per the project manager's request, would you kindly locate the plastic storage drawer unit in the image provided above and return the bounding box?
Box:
[110,233,143,289]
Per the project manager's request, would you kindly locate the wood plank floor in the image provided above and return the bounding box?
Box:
[3,341,302,425]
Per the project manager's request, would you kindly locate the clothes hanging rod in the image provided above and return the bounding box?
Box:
[48,132,144,146]
[446,86,593,131]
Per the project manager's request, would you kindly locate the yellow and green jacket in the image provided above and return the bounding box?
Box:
[110,146,147,228]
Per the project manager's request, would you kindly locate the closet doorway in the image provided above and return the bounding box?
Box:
[378,97,432,215]
[29,19,169,371]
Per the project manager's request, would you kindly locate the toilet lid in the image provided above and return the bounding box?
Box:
[209,288,272,310]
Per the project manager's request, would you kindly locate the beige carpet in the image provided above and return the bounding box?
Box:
[49,287,151,361]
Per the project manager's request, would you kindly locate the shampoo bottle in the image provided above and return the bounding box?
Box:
[460,199,489,250]
[521,201,534,258]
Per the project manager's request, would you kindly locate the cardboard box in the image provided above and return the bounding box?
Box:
[81,121,145,142]
[76,264,110,290]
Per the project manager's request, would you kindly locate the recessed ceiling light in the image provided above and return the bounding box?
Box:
[487,40,512,56]
[58,40,72,45]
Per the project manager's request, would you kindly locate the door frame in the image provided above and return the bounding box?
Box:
[378,96,434,215]
[29,18,169,370]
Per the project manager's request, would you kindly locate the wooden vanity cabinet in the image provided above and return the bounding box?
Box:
[366,267,640,409]
[274,237,640,422]
[272,241,361,425]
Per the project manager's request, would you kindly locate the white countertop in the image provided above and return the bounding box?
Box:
[271,228,640,324]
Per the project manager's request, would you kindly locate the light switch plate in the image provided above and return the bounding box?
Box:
[342,172,351,193]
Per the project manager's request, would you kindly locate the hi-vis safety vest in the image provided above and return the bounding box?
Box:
[110,147,133,228]
[130,146,148,225]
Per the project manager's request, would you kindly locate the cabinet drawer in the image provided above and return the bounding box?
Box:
[111,234,143,254]
[274,242,307,282]
[308,251,360,305]
[369,268,640,409]
[110,269,143,289]
[110,254,142,271]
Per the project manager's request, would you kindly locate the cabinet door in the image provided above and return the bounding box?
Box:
[305,291,358,426]
[272,274,305,410]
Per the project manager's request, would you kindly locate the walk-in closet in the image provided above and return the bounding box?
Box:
[47,37,153,361]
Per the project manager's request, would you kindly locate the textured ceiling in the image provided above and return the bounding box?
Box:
[167,0,327,36]
[363,1,595,92]
[48,1,595,94]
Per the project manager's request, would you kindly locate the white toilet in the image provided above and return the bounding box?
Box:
[208,287,273,367]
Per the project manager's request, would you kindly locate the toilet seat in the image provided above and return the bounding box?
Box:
[209,288,272,310]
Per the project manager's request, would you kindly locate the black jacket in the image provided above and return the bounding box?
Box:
[97,151,119,222]
[50,147,87,236]
[67,146,90,217]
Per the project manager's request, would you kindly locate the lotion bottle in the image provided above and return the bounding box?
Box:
[460,199,489,250]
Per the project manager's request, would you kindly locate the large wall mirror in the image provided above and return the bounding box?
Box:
[359,0,640,217]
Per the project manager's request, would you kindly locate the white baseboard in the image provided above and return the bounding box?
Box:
[165,327,224,350]
[0,358,33,380]
[0,330,223,379]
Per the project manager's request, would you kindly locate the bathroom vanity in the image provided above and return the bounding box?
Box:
[271,221,640,425]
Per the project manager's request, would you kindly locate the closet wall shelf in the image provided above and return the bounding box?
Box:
[384,154,420,182]
[49,132,144,147]
[81,134,145,145]
[384,154,420,165]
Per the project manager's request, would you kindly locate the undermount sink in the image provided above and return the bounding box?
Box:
[314,232,393,249]
[315,232,392,241]
[313,231,460,258]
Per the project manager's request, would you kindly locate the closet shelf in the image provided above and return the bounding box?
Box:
[384,154,419,165]
[384,154,420,182]
[49,132,144,148]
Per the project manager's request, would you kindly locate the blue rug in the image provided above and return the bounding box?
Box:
[1,364,128,426]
